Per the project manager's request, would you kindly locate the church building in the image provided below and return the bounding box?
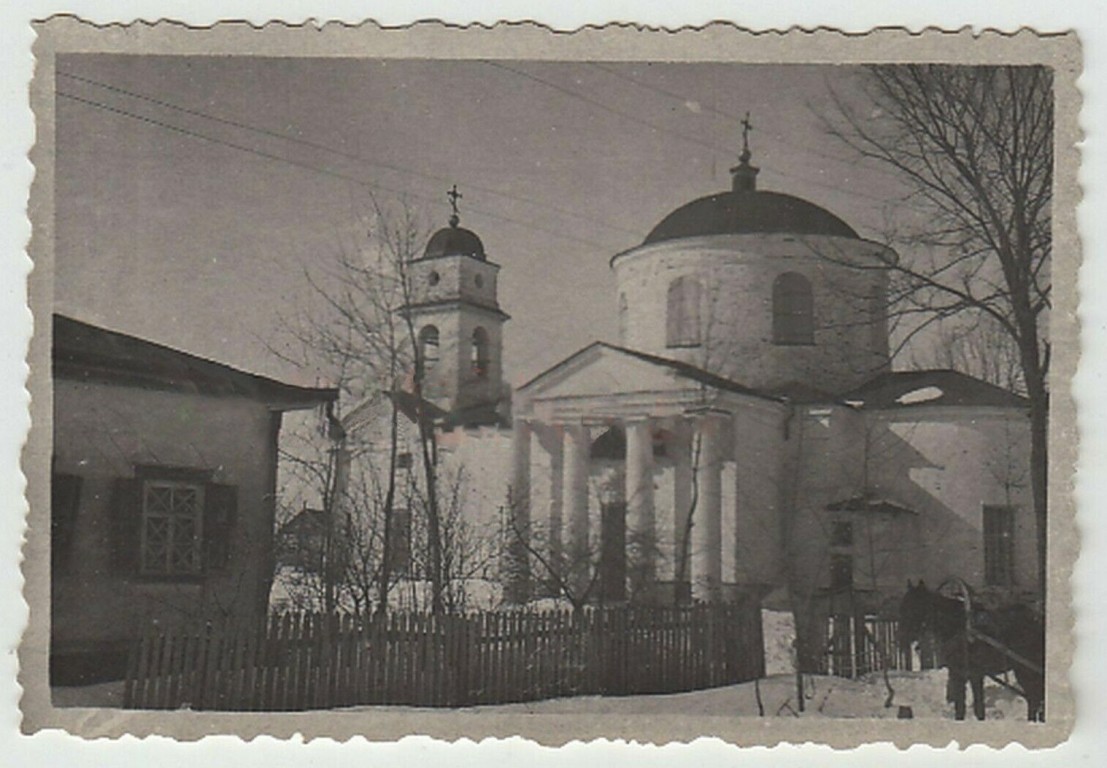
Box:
[363,136,1036,665]
[504,136,1036,663]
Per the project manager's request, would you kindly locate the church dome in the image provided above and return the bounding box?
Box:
[423,223,486,260]
[643,129,859,246]
[644,189,859,245]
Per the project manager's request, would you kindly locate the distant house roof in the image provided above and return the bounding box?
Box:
[840,369,1028,410]
[53,314,337,410]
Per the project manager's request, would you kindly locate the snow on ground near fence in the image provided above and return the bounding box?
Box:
[54,670,1032,719]
[418,671,1032,719]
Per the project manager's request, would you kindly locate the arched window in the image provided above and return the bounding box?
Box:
[665,276,701,348]
[471,326,490,378]
[417,325,439,381]
[772,272,814,345]
[617,293,629,341]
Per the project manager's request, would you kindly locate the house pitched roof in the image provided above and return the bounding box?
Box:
[53,314,337,410]
[840,369,1028,410]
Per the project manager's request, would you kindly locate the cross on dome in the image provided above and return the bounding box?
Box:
[730,111,760,192]
[447,184,463,228]
[740,112,754,161]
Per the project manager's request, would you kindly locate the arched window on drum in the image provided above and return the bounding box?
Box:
[417,325,440,381]
[666,276,701,348]
[772,272,815,345]
[471,326,490,378]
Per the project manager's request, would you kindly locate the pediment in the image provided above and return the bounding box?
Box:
[519,343,708,401]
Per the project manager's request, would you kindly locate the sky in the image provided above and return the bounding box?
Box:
[54,55,914,390]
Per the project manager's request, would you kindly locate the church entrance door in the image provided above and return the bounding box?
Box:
[600,501,627,602]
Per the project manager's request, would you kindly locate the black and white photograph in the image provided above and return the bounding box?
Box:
[17,20,1083,748]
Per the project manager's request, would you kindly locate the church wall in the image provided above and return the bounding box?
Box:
[456,256,501,309]
[786,406,920,616]
[409,256,465,306]
[865,408,1037,599]
[408,308,463,406]
[733,404,790,590]
[613,234,892,394]
[454,308,504,409]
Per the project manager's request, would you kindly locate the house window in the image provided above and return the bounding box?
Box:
[830,553,854,591]
[772,272,815,345]
[141,480,204,576]
[666,276,701,347]
[110,471,236,579]
[417,325,440,381]
[471,326,490,378]
[983,505,1016,586]
[396,452,413,470]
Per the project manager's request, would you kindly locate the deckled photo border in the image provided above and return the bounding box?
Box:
[17,18,1081,748]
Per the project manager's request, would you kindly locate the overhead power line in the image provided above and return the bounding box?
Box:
[57,90,625,253]
[58,70,642,239]
[585,62,903,200]
[483,61,735,157]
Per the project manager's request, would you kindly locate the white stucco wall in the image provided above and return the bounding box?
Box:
[52,379,281,653]
[612,233,892,393]
[867,408,1037,595]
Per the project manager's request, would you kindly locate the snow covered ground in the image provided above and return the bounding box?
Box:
[410,671,1032,720]
[51,670,1033,721]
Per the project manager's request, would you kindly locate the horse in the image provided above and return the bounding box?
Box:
[898,580,1044,721]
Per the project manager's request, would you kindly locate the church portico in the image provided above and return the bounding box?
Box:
[509,341,787,606]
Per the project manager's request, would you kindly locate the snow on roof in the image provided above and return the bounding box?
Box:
[896,386,944,405]
[841,369,1027,410]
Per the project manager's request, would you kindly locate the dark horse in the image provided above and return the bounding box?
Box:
[899,580,1044,721]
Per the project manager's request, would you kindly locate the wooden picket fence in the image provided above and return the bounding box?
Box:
[123,602,764,710]
[823,615,940,678]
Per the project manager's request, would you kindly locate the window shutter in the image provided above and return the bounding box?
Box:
[108,478,143,576]
[203,483,237,572]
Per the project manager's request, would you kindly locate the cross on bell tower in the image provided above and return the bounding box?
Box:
[730,111,760,193]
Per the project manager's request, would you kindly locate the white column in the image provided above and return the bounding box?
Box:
[546,426,564,566]
[562,424,591,591]
[506,418,532,603]
[625,419,656,585]
[672,421,694,597]
[693,414,724,602]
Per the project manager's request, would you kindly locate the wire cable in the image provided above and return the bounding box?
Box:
[57,90,625,253]
[58,70,643,239]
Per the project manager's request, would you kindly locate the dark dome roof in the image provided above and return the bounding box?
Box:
[423,224,486,260]
[644,189,859,245]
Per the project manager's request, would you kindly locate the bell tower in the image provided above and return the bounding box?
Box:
[402,186,508,412]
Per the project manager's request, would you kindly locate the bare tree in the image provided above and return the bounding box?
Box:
[509,504,603,615]
[270,196,462,615]
[909,314,1026,395]
[828,65,1052,597]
